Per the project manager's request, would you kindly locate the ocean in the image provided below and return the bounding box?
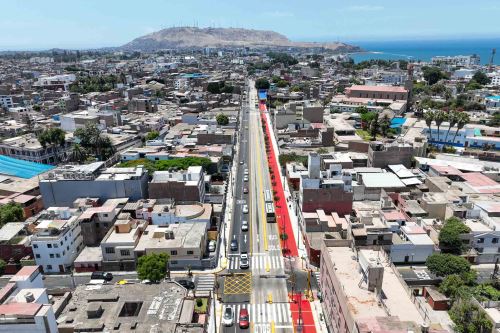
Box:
[346,38,500,65]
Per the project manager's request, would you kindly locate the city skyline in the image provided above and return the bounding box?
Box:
[1,0,500,50]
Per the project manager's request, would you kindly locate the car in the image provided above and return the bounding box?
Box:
[222,306,235,326]
[240,254,249,269]
[243,187,248,194]
[208,240,216,252]
[240,160,244,165]
[177,279,195,289]
[242,204,248,214]
[91,271,113,281]
[243,175,248,182]
[244,169,249,175]
[241,220,248,232]
[230,239,238,251]
[239,308,250,329]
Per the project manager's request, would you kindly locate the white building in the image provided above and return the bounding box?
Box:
[29,56,54,64]
[490,73,500,86]
[35,74,76,91]
[151,202,212,226]
[0,266,58,333]
[390,222,436,264]
[31,207,83,273]
[431,55,480,67]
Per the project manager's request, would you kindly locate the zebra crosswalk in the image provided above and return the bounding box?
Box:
[224,303,292,325]
[227,255,284,271]
[195,274,215,294]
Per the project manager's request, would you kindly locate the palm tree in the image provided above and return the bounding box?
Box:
[444,111,459,144]
[380,114,390,137]
[452,112,470,145]
[369,116,379,141]
[424,110,435,142]
[68,144,87,163]
[434,111,447,143]
[38,128,66,163]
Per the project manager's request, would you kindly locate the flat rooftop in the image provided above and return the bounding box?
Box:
[325,246,423,323]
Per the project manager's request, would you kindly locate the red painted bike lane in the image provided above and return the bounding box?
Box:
[259,101,317,333]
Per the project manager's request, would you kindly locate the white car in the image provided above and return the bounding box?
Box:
[208,240,216,252]
[241,220,248,232]
[243,175,249,182]
[240,253,249,269]
[244,169,249,175]
[242,204,249,214]
[222,306,235,326]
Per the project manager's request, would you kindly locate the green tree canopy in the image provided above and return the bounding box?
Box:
[74,123,115,161]
[0,203,24,227]
[449,296,493,333]
[439,217,471,254]
[145,131,160,141]
[472,71,491,85]
[117,157,213,175]
[255,78,270,90]
[216,114,229,126]
[426,253,471,277]
[136,253,169,282]
[422,66,448,85]
[267,52,298,67]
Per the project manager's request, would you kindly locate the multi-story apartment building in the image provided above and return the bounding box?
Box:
[0,133,70,165]
[0,95,14,109]
[31,207,83,273]
[34,74,76,91]
[149,166,206,203]
[431,54,480,67]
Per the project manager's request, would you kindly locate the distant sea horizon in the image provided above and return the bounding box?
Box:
[341,38,500,65]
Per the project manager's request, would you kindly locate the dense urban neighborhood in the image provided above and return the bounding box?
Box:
[0,34,500,333]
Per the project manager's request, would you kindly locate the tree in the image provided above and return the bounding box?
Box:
[439,217,471,254]
[0,202,23,227]
[466,80,483,91]
[422,66,448,85]
[472,71,491,85]
[136,253,169,282]
[439,274,468,299]
[38,128,66,162]
[426,253,471,277]
[145,131,160,141]
[452,112,470,144]
[434,110,447,142]
[360,111,377,130]
[207,81,222,94]
[0,259,5,275]
[216,114,229,126]
[276,80,289,88]
[74,123,115,161]
[67,144,88,163]
[369,116,379,140]
[444,111,459,144]
[355,106,369,114]
[424,110,435,142]
[449,296,493,333]
[255,78,270,90]
[380,115,391,137]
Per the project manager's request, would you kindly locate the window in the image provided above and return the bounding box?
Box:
[33,244,38,249]
[53,243,58,248]
[49,254,54,258]
[105,247,115,254]
[477,248,484,253]
[56,253,60,258]
[47,265,52,270]
[60,241,63,246]
[120,249,130,256]
[35,254,40,259]
[478,238,485,244]
[187,251,194,255]
[47,244,52,248]
[170,250,178,256]
[493,238,499,244]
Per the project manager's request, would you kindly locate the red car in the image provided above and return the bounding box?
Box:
[239,308,249,329]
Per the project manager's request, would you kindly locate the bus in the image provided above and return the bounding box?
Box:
[265,202,276,223]
[264,190,273,203]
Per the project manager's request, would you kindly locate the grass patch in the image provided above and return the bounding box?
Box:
[194,298,208,314]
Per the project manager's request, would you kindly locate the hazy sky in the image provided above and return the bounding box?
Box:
[2,0,500,49]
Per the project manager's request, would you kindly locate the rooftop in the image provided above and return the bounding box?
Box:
[347,85,408,93]
[360,172,406,188]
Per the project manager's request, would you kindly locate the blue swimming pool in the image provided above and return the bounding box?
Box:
[0,155,54,179]
[390,117,407,129]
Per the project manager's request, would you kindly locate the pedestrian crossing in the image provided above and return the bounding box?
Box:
[227,255,284,271]
[224,303,292,325]
[313,271,321,287]
[195,275,215,293]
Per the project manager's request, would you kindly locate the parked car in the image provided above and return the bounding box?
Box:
[243,187,248,194]
[243,175,249,182]
[208,240,216,252]
[91,271,113,281]
[177,279,195,289]
[223,306,235,326]
[239,308,250,329]
[242,204,249,214]
[240,254,249,269]
[241,220,248,232]
[230,239,238,251]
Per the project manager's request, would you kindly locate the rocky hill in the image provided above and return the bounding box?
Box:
[121,27,360,52]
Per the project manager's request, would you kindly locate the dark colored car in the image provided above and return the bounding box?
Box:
[91,271,113,281]
[178,279,195,289]
[230,239,238,251]
[239,308,249,329]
